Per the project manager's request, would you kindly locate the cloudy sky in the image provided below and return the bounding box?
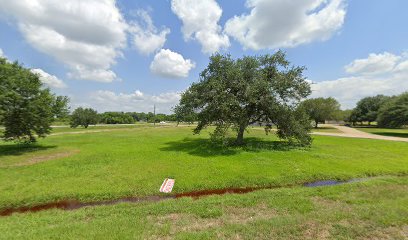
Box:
[0,0,407,113]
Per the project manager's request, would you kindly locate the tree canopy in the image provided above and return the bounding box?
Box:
[377,92,408,128]
[299,97,340,128]
[176,51,312,146]
[70,107,98,128]
[0,58,69,142]
[99,112,135,124]
[351,95,390,125]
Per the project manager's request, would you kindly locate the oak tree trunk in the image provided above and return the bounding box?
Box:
[236,124,246,145]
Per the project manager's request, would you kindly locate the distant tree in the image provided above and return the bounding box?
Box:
[165,114,177,122]
[377,93,408,128]
[99,112,134,124]
[155,113,167,122]
[176,51,312,146]
[125,112,177,123]
[348,108,362,125]
[174,105,197,125]
[300,97,340,128]
[0,58,69,142]
[352,95,391,125]
[70,107,98,128]
[146,112,155,123]
[52,96,70,119]
[129,112,147,122]
[336,109,353,123]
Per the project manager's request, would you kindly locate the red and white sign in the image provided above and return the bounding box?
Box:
[159,178,175,193]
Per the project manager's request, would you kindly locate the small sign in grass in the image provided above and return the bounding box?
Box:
[159,178,175,193]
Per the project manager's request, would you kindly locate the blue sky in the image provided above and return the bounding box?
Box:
[0,0,407,113]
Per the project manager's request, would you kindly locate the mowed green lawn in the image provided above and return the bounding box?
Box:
[355,127,408,138]
[0,126,407,210]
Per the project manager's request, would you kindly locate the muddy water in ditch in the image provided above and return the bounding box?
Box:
[0,178,364,217]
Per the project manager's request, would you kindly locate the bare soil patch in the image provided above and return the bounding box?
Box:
[11,149,80,167]
[151,203,279,234]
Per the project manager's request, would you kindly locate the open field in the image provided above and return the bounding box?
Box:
[311,126,343,133]
[250,125,342,134]
[0,176,407,239]
[49,123,149,134]
[1,126,407,239]
[355,127,408,138]
[1,126,408,208]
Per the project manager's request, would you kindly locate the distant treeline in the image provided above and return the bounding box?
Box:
[288,92,408,129]
[98,112,179,124]
[57,111,199,126]
[345,92,408,128]
[63,92,407,129]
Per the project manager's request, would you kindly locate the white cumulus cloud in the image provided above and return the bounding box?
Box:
[171,0,230,54]
[0,0,127,82]
[0,48,4,58]
[344,52,401,75]
[31,68,67,89]
[225,0,347,50]
[311,52,408,109]
[129,10,170,55]
[150,49,195,79]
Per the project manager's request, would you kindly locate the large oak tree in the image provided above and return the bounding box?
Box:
[176,51,312,146]
[0,58,69,142]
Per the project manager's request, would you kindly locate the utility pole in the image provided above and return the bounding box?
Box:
[153,104,156,126]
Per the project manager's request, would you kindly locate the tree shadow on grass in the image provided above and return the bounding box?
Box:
[160,137,304,157]
[0,144,57,157]
[372,132,408,138]
[314,127,336,130]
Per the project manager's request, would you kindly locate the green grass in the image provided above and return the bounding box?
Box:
[249,125,342,133]
[49,123,147,133]
[0,176,407,239]
[355,127,408,138]
[1,126,407,210]
[311,126,342,133]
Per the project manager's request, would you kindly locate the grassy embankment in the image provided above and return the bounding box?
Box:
[0,176,407,239]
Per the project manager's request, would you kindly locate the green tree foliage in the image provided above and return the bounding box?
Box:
[176,51,312,146]
[0,58,69,142]
[52,96,70,119]
[127,112,147,122]
[174,105,197,125]
[70,107,98,128]
[351,95,390,125]
[99,112,135,124]
[377,92,408,128]
[300,97,340,128]
[102,112,177,123]
[335,109,353,123]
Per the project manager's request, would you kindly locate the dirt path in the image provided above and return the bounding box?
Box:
[313,125,408,142]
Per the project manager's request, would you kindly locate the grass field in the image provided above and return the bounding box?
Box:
[1,126,407,239]
[49,123,148,134]
[355,127,408,138]
[311,126,342,133]
[1,126,407,207]
[0,176,407,239]
[250,125,342,134]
